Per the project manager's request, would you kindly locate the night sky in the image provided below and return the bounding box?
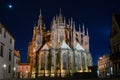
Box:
[0,0,120,65]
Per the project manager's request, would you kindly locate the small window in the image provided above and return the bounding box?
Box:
[9,50,12,61]
[10,38,12,44]
[16,59,18,64]
[0,45,3,57]
[8,65,11,73]
[4,31,6,38]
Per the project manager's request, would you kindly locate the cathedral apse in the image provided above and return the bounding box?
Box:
[27,10,92,78]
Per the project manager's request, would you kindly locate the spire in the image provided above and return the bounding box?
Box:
[59,8,63,23]
[38,9,42,23]
[43,24,46,30]
[70,17,73,29]
[59,8,62,18]
[79,24,81,33]
[39,9,42,18]
[79,24,81,43]
[82,23,85,35]
[86,28,89,36]
[73,22,76,32]
[68,19,70,26]
[59,8,62,15]
[38,9,43,30]
[53,16,56,24]
[73,21,76,48]
[71,17,73,26]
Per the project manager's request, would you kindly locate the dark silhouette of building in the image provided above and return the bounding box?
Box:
[110,10,120,77]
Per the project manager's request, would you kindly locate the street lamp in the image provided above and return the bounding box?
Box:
[3,64,6,80]
[26,71,28,78]
[3,64,6,68]
[13,67,16,78]
[26,71,28,73]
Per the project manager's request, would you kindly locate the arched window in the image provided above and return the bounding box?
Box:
[69,53,72,69]
[56,53,60,70]
[62,53,67,69]
[82,53,86,70]
[40,53,45,70]
[47,52,51,70]
[45,52,48,70]
[77,54,80,70]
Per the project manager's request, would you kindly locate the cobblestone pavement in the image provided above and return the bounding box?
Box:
[1,77,120,80]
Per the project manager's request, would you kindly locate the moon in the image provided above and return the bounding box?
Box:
[8,4,13,9]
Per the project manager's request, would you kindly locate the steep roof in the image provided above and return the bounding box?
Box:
[114,14,120,27]
[75,42,85,50]
[0,22,15,40]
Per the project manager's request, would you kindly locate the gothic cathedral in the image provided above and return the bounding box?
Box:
[27,10,93,78]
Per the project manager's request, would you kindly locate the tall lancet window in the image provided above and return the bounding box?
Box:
[82,53,86,70]
[47,52,51,70]
[40,53,45,70]
[62,53,67,69]
[69,54,72,69]
[45,53,48,70]
[56,53,60,70]
[77,54,80,70]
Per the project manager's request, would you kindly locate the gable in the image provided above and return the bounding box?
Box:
[75,42,85,51]
[59,40,71,49]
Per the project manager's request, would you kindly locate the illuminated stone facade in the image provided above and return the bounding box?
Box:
[110,11,120,76]
[18,63,31,78]
[98,55,112,77]
[27,10,92,78]
[0,23,15,79]
[13,50,20,78]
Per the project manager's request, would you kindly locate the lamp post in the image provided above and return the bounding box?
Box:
[3,64,6,80]
[26,71,28,78]
[13,67,16,78]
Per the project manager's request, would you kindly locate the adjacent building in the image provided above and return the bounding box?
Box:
[110,10,120,76]
[27,10,93,78]
[13,50,20,78]
[0,23,15,79]
[98,54,113,77]
[18,63,31,78]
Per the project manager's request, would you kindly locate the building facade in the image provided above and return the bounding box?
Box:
[98,54,113,77]
[0,23,15,79]
[13,50,20,78]
[18,63,31,78]
[27,10,93,78]
[110,11,120,76]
